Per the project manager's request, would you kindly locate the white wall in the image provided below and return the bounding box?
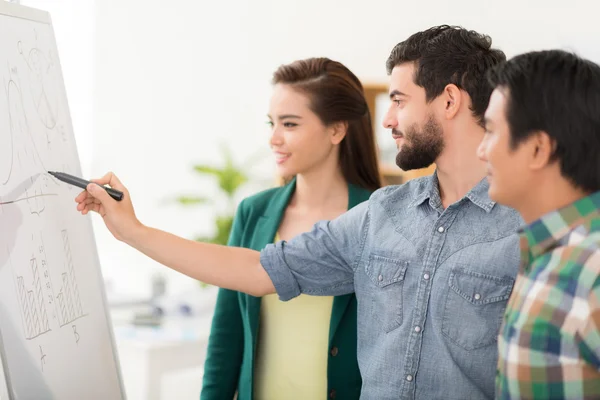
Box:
[28,0,600,297]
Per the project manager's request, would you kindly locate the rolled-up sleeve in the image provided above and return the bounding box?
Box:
[260,200,370,301]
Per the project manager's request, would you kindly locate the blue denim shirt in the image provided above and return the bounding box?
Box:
[260,173,523,400]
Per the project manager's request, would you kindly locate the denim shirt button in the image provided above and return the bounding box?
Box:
[438,226,445,233]
[378,274,383,282]
[423,273,430,280]
[474,293,481,300]
[406,374,413,382]
[414,326,421,333]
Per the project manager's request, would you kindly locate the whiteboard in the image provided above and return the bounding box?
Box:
[0,2,125,399]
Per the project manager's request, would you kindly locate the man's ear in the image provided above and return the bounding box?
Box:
[442,84,462,120]
[528,131,556,170]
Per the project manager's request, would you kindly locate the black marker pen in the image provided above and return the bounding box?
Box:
[47,171,124,201]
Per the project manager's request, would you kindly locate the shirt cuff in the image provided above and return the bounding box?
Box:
[259,241,301,301]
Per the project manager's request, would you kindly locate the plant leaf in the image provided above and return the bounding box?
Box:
[218,167,248,197]
[174,196,209,206]
[193,165,222,176]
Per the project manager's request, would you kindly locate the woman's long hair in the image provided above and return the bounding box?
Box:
[272,58,381,191]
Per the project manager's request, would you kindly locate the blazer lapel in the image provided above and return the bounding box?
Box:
[247,179,297,336]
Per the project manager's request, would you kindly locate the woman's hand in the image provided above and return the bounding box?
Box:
[75,172,143,242]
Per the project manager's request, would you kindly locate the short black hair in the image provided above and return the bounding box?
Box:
[386,25,506,126]
[488,50,600,193]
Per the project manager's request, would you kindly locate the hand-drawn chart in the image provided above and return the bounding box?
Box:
[0,72,14,186]
[0,174,57,217]
[8,228,88,341]
[25,174,49,215]
[0,4,124,399]
[56,230,86,327]
[1,69,41,188]
[13,249,51,340]
[0,37,66,190]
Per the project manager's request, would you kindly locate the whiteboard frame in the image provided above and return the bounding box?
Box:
[0,2,127,399]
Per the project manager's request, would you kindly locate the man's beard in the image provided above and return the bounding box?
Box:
[395,114,444,171]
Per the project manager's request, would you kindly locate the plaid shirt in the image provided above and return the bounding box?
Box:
[497,191,600,399]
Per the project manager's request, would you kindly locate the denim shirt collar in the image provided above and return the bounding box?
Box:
[409,170,496,213]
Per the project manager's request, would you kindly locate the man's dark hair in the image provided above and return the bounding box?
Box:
[386,25,506,126]
[488,50,600,193]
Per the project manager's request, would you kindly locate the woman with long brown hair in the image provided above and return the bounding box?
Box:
[199,58,380,400]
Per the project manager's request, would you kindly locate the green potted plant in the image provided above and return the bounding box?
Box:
[175,144,267,286]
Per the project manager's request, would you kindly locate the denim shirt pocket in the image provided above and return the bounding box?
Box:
[365,255,409,333]
[442,267,514,350]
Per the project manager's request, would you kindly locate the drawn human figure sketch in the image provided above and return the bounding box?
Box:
[18,34,61,133]
[0,3,124,399]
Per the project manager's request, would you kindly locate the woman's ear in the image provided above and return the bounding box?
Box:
[330,121,348,145]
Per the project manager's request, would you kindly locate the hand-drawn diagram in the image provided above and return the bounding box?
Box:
[11,229,87,341]
[13,237,52,340]
[18,32,60,133]
[0,73,13,186]
[1,33,67,188]
[2,64,30,184]
[0,12,123,398]
[0,174,57,217]
[1,26,84,343]
[2,62,46,183]
[56,230,85,327]
[24,174,49,216]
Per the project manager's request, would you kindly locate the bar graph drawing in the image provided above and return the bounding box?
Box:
[56,229,85,327]
[16,255,51,340]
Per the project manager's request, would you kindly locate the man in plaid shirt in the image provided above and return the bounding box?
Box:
[478,50,600,399]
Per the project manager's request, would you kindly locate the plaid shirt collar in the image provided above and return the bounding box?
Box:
[518,190,600,272]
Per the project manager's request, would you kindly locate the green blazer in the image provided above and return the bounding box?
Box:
[200,179,371,400]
